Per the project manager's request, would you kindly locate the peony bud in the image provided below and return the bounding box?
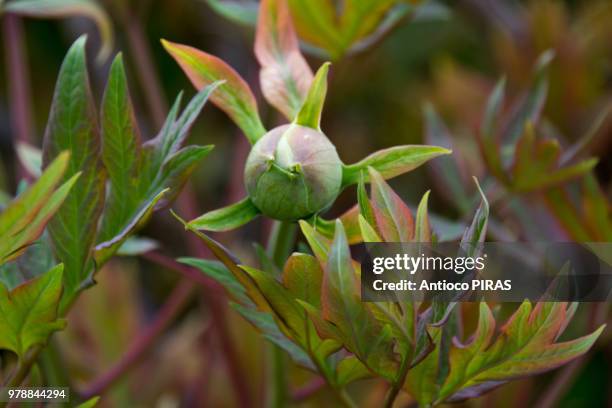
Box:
[244,124,342,221]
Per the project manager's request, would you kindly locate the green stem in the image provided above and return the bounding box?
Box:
[383,355,411,408]
[264,221,296,408]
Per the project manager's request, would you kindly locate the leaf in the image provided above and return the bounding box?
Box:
[231,302,313,368]
[368,167,414,242]
[151,145,213,208]
[5,0,113,62]
[75,396,100,408]
[336,356,372,386]
[188,197,260,231]
[0,152,77,265]
[93,189,168,265]
[116,237,159,256]
[510,124,597,192]
[342,145,451,188]
[294,62,329,129]
[321,220,397,379]
[423,104,471,212]
[500,50,554,149]
[42,36,106,300]
[173,212,269,309]
[179,257,251,306]
[414,190,431,242]
[162,39,266,144]
[282,253,322,308]
[0,264,66,359]
[298,219,332,264]
[16,142,42,178]
[99,53,142,242]
[255,0,313,120]
[480,77,506,139]
[461,177,489,254]
[286,0,344,58]
[204,0,258,26]
[308,205,362,244]
[358,215,382,242]
[433,302,604,404]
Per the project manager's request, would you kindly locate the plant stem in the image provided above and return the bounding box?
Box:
[264,221,296,408]
[383,355,411,408]
[2,14,33,181]
[79,279,194,399]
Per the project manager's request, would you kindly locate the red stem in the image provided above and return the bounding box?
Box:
[79,279,195,399]
[2,14,34,180]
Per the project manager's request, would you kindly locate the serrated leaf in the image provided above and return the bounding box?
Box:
[510,124,597,192]
[189,197,260,231]
[151,145,213,209]
[433,302,604,404]
[42,36,106,300]
[342,145,451,188]
[368,167,414,242]
[294,62,329,129]
[5,0,113,62]
[0,264,66,359]
[162,40,266,144]
[321,220,397,379]
[255,0,313,120]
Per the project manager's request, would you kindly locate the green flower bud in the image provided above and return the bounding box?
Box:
[244,124,342,221]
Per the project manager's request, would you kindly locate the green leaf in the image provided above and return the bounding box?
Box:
[0,152,77,265]
[162,39,266,144]
[321,220,397,379]
[308,205,362,244]
[357,171,375,226]
[99,53,142,242]
[282,253,322,308]
[423,104,472,212]
[335,356,372,386]
[116,237,159,256]
[204,0,258,26]
[5,0,113,62]
[461,177,489,252]
[151,145,213,208]
[510,124,597,192]
[501,50,553,150]
[93,189,168,265]
[75,396,100,408]
[0,264,66,359]
[368,167,414,242]
[294,62,330,129]
[16,142,42,178]
[188,197,260,231]
[434,302,604,404]
[298,219,332,264]
[255,0,313,120]
[342,145,451,188]
[179,257,251,306]
[414,190,431,242]
[231,302,313,368]
[358,215,381,242]
[480,77,506,139]
[42,36,106,300]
